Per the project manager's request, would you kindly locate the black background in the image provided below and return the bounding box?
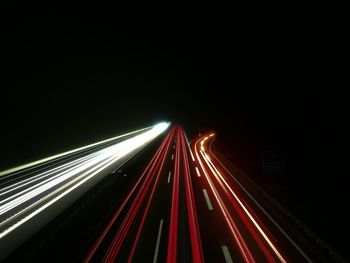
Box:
[1,5,347,258]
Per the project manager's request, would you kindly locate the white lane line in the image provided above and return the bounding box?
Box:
[153,219,164,263]
[171,154,174,160]
[203,189,213,210]
[173,145,175,149]
[123,174,127,177]
[195,167,201,177]
[184,132,195,161]
[167,171,172,184]
[221,245,234,263]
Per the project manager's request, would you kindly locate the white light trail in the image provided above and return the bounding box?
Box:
[0,122,170,241]
[0,125,157,177]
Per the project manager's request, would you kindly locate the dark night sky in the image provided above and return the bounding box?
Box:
[1,5,347,255]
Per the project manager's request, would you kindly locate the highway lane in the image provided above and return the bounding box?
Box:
[0,122,170,260]
[207,139,347,263]
[84,125,203,262]
[2,123,344,262]
[79,128,346,262]
[85,126,295,262]
[192,133,284,262]
[190,131,346,262]
[3,131,168,262]
[84,125,179,262]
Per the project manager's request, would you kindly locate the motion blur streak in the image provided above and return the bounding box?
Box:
[0,126,153,177]
[87,125,204,262]
[181,129,204,263]
[195,133,287,263]
[126,127,175,263]
[85,126,175,262]
[167,126,181,263]
[0,153,98,198]
[208,142,313,263]
[0,123,170,243]
[104,128,174,262]
[194,139,255,263]
[202,149,285,262]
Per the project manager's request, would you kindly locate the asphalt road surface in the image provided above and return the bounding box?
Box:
[1,123,346,262]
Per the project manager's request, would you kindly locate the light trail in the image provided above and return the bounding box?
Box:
[201,149,285,262]
[167,126,181,263]
[0,125,155,178]
[208,141,313,263]
[194,138,255,263]
[0,152,100,199]
[195,133,287,263]
[0,122,170,256]
[97,127,174,262]
[83,126,174,262]
[1,124,319,262]
[200,150,277,262]
[126,128,175,263]
[181,129,204,262]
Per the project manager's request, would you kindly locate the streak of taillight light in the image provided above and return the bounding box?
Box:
[200,136,286,263]
[167,126,181,263]
[181,129,204,263]
[127,130,176,262]
[104,129,174,263]
[201,150,277,262]
[84,127,174,263]
[194,139,255,263]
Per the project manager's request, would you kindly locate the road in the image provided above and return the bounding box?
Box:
[1,124,346,262]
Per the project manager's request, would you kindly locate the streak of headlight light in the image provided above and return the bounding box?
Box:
[200,141,286,263]
[0,123,169,215]
[0,125,156,177]
[0,122,169,237]
[0,149,132,239]
[0,151,116,214]
[0,122,170,200]
[0,152,102,198]
[152,122,170,133]
[0,146,123,205]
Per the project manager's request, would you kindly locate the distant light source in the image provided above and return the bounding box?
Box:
[152,122,171,134]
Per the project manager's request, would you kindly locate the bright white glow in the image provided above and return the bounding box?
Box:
[152,122,170,134]
[0,153,100,198]
[0,126,154,177]
[0,122,170,240]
